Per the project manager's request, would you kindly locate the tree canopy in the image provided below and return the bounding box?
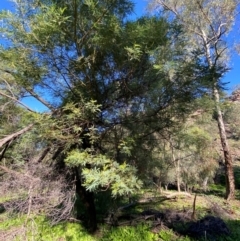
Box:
[1,0,239,232]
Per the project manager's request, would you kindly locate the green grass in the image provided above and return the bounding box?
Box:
[100,224,158,241]
[0,211,196,241]
[1,180,240,241]
[0,214,96,241]
[1,210,240,241]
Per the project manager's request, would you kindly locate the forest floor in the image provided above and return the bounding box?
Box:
[1,186,240,241]
[99,184,240,240]
[1,166,240,240]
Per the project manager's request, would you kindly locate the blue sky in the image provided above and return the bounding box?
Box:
[0,0,239,112]
[0,0,14,11]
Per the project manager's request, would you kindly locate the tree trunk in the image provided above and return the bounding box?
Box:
[202,177,209,192]
[159,181,162,194]
[213,86,235,200]
[75,168,97,232]
[202,30,235,200]
[176,159,181,192]
[170,139,181,192]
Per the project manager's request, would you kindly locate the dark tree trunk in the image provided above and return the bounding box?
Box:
[75,167,97,232]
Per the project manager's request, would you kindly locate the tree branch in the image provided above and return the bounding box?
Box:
[0,124,33,149]
[25,88,54,111]
[0,90,36,113]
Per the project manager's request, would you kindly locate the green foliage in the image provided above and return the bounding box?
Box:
[234,166,240,189]
[224,220,240,241]
[37,219,96,241]
[158,229,189,241]
[118,137,135,157]
[65,150,142,196]
[224,101,240,140]
[34,100,101,150]
[0,212,195,241]
[0,213,26,231]
[0,0,230,230]
[183,126,211,153]
[3,183,240,241]
[100,225,193,241]
[100,224,157,241]
[0,214,96,241]
[125,44,143,61]
[26,6,69,47]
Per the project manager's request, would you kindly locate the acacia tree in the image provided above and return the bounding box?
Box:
[0,0,205,231]
[148,0,239,200]
[0,0,166,231]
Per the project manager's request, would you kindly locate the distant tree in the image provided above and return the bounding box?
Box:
[148,0,239,200]
[225,89,240,140]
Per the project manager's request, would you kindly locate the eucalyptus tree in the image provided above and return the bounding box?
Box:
[148,0,239,200]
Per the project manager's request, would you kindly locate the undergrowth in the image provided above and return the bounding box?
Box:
[0,214,190,241]
[1,182,240,240]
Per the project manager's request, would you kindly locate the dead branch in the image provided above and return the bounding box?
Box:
[0,159,76,225]
[164,192,192,199]
[0,90,35,113]
[0,165,39,181]
[0,124,33,157]
[31,147,51,163]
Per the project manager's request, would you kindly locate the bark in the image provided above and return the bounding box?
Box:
[0,124,34,162]
[213,86,235,200]
[202,29,235,200]
[75,167,97,232]
[25,88,54,111]
[202,177,209,192]
[191,193,197,221]
[170,141,181,193]
[176,159,181,192]
[159,181,162,193]
[152,0,236,201]
[30,147,51,163]
[0,90,35,113]
[0,141,11,162]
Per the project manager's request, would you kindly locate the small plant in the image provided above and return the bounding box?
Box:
[100,224,157,241]
[0,213,96,241]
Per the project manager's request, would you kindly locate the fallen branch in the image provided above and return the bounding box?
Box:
[118,202,137,211]
[164,192,192,199]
